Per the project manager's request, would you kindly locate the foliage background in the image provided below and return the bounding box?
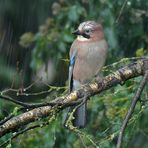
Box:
[0,0,148,147]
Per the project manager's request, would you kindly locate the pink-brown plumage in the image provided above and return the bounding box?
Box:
[70,21,107,83]
[71,39,107,83]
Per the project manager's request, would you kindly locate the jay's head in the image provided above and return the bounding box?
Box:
[73,21,104,41]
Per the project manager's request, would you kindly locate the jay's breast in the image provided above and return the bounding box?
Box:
[73,41,107,83]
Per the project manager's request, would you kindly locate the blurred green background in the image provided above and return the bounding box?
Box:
[0,0,148,147]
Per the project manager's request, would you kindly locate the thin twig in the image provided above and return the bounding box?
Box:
[0,95,32,107]
[0,92,82,110]
[117,70,148,148]
[18,90,52,96]
[64,94,89,128]
[115,0,128,24]
[78,133,87,148]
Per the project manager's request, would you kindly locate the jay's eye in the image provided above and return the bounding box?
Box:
[85,29,91,33]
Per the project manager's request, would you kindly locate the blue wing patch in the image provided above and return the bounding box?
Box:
[70,55,75,66]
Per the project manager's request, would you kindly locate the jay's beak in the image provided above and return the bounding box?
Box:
[72,29,81,35]
[72,29,90,39]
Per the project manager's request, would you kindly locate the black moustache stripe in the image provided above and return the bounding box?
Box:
[82,33,90,39]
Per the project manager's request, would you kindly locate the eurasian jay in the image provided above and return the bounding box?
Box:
[65,21,108,128]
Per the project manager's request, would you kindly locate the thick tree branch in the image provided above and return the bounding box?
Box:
[0,58,147,138]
